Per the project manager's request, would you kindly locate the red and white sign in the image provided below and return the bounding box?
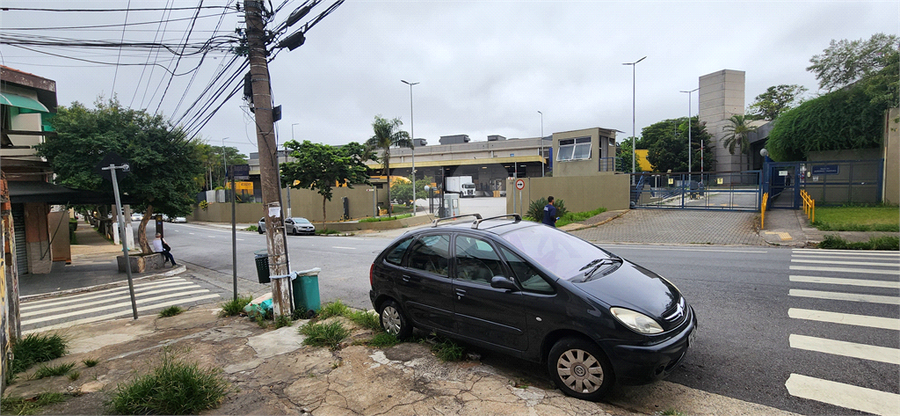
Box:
[515,179,525,190]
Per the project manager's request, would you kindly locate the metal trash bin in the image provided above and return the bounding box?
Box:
[254,250,270,284]
[291,268,321,312]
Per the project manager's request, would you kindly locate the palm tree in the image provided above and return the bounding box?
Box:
[721,115,757,171]
[366,115,411,216]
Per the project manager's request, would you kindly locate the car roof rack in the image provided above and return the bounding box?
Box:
[472,214,521,229]
[431,213,482,227]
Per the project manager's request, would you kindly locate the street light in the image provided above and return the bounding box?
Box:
[623,56,646,185]
[287,123,300,218]
[402,79,419,216]
[538,110,544,177]
[221,137,230,189]
[680,87,699,178]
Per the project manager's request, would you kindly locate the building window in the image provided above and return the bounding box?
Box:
[557,137,591,161]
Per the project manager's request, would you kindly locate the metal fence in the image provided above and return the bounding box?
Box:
[630,171,762,211]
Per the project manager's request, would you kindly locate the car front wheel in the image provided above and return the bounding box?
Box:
[378,300,412,339]
[547,337,614,401]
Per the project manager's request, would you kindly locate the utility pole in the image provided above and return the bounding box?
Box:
[245,0,290,316]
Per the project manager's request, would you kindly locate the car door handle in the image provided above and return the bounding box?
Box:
[401,275,420,283]
[455,288,466,300]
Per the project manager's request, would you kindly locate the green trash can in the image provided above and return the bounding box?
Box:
[291,269,321,312]
[254,250,270,284]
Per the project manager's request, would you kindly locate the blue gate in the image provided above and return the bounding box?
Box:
[762,159,884,208]
[630,171,762,211]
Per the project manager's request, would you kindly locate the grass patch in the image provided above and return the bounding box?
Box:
[82,358,99,367]
[812,205,899,232]
[818,235,899,250]
[219,295,253,317]
[557,207,608,227]
[1,392,67,415]
[366,332,401,348]
[10,333,68,375]
[299,321,350,350]
[106,349,228,415]
[318,300,351,319]
[428,337,466,361]
[247,225,260,232]
[359,214,412,223]
[33,362,76,379]
[158,305,184,318]
[347,310,381,331]
[656,409,688,416]
[316,228,342,235]
[68,371,81,381]
[274,314,293,329]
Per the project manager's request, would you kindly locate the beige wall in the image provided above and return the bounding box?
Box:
[884,108,899,205]
[506,174,630,215]
[192,184,389,223]
[699,69,745,174]
[552,128,618,177]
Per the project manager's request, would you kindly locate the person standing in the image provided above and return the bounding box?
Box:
[151,233,176,266]
[542,196,558,227]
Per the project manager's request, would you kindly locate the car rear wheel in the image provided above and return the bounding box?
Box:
[378,300,411,339]
[548,337,614,401]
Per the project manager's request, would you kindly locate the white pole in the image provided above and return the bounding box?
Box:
[623,56,646,184]
[402,80,419,216]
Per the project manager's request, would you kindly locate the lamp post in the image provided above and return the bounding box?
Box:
[680,87,699,178]
[623,56,646,185]
[538,110,544,177]
[402,80,419,216]
[287,123,300,218]
[221,137,229,189]
[220,137,238,301]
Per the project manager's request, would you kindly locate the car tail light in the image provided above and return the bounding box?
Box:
[369,263,374,287]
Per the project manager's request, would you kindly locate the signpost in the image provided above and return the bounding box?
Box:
[100,161,138,320]
[515,179,525,214]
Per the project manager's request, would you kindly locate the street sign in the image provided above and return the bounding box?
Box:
[95,152,129,182]
[232,164,250,180]
[515,179,525,190]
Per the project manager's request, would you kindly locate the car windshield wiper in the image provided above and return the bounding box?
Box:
[576,257,623,282]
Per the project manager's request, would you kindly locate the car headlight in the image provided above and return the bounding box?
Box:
[610,307,663,335]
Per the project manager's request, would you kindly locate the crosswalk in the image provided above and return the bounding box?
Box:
[21,277,221,334]
[785,248,900,415]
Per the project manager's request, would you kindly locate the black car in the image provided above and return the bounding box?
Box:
[369,214,696,401]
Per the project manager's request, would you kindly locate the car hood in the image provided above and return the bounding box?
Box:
[574,260,685,331]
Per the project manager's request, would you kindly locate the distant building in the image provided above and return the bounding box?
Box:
[439,134,470,145]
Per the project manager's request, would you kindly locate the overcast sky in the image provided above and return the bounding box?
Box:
[1,1,897,157]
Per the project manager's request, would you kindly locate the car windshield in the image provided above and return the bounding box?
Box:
[291,218,311,224]
[499,225,613,281]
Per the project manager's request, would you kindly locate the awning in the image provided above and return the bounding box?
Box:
[0,93,49,113]
[8,181,126,205]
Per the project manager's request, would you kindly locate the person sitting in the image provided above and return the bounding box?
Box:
[151,233,176,266]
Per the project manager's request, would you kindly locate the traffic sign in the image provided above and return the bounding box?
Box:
[515,179,525,190]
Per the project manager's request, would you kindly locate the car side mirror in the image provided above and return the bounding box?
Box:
[490,276,518,292]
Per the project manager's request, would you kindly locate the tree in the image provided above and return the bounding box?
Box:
[35,97,204,254]
[365,115,410,216]
[638,117,713,173]
[280,140,373,228]
[721,115,757,171]
[391,177,430,206]
[616,139,637,173]
[807,33,899,92]
[747,84,808,120]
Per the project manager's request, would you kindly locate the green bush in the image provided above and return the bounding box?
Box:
[299,321,350,350]
[106,349,229,415]
[359,214,412,223]
[158,306,184,318]
[525,198,568,223]
[10,333,68,375]
[818,235,899,250]
[219,295,253,317]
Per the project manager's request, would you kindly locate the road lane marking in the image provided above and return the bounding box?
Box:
[789,308,900,331]
[790,275,899,289]
[22,294,221,335]
[21,289,212,325]
[790,265,899,275]
[332,246,356,250]
[786,373,900,416]
[789,289,900,305]
[791,258,899,267]
[789,334,900,365]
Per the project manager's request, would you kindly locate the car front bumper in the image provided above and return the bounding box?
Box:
[605,305,697,385]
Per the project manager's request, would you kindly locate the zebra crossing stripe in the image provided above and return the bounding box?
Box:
[790,275,899,289]
[786,374,900,416]
[22,294,221,335]
[790,258,900,267]
[21,289,212,326]
[789,334,900,365]
[792,253,900,262]
[789,308,900,331]
[21,283,203,317]
[793,248,900,257]
[790,265,900,275]
[21,277,188,308]
[789,289,900,305]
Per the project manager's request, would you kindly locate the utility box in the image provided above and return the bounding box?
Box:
[443,193,460,217]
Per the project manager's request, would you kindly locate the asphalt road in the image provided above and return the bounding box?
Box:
[150,222,899,415]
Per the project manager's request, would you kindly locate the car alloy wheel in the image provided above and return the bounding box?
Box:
[548,337,613,401]
[379,300,411,338]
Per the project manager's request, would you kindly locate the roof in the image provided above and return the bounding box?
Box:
[7,181,127,205]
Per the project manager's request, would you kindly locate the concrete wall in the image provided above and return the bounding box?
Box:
[700,69,745,174]
[884,108,899,205]
[505,174,630,216]
[552,128,618,177]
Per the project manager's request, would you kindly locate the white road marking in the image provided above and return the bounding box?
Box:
[332,246,356,250]
[21,278,188,308]
[792,253,900,262]
[793,248,900,257]
[22,289,211,325]
[790,275,899,289]
[789,289,900,305]
[22,294,221,335]
[789,308,900,331]
[785,373,900,416]
[791,258,899,267]
[789,334,900,365]
[790,265,899,275]
[21,284,202,317]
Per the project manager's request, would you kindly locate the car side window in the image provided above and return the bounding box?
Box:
[384,237,413,266]
[455,235,504,285]
[407,234,451,277]
[500,247,554,293]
